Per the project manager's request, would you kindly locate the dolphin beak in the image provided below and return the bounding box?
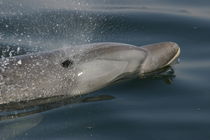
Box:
[140,42,181,74]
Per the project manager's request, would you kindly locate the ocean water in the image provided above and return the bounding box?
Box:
[0,0,210,140]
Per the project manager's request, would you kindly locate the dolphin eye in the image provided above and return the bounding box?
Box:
[61,59,73,68]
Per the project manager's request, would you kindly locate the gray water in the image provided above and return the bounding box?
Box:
[0,0,210,140]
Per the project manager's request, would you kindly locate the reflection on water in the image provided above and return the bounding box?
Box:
[0,95,115,121]
[175,61,210,88]
[0,114,43,140]
[1,0,210,140]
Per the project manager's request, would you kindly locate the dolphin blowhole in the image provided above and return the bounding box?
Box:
[61,59,74,68]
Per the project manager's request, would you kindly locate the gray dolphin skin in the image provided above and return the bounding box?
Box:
[0,42,180,105]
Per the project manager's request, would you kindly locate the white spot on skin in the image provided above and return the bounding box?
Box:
[17,60,22,65]
[78,72,83,77]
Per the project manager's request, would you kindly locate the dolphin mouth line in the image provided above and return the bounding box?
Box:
[141,47,180,77]
[162,47,181,68]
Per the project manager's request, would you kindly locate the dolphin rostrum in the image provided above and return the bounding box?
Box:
[0,42,180,105]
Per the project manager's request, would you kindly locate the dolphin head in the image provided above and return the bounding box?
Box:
[139,42,180,75]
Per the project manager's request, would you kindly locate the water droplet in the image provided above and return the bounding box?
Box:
[177,58,181,64]
[17,47,20,53]
[17,60,22,65]
[9,51,13,57]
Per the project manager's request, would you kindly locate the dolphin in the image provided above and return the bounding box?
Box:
[0,42,180,105]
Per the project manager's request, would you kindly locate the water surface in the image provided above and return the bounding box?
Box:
[0,0,210,140]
